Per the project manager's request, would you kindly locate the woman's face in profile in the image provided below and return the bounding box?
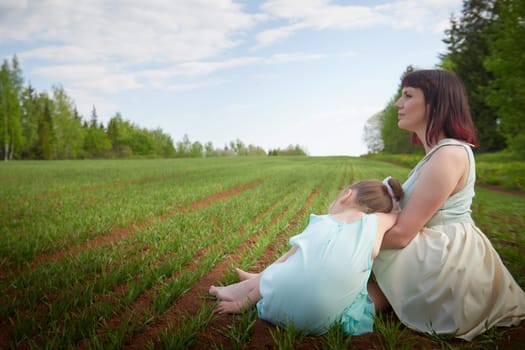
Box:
[395,87,427,133]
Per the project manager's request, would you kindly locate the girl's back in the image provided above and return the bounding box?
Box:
[256,213,378,335]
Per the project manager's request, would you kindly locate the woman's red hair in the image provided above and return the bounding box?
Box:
[401,69,479,147]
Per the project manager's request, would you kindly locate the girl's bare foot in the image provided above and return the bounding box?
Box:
[215,300,243,314]
[209,278,256,302]
[209,285,235,301]
[236,268,259,281]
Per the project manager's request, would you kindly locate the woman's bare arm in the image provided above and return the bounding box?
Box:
[381,146,469,249]
[371,212,398,259]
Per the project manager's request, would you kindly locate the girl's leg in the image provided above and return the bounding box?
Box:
[236,246,298,281]
[209,276,259,301]
[367,280,390,313]
[236,268,260,281]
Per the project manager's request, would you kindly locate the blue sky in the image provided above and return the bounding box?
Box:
[0,0,463,156]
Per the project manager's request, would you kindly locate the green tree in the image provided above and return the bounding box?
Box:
[378,66,416,154]
[0,57,24,160]
[268,144,307,156]
[106,113,120,145]
[150,128,176,157]
[441,0,505,152]
[484,0,525,158]
[190,141,203,157]
[363,112,384,154]
[246,144,266,156]
[176,134,192,157]
[106,113,133,157]
[380,97,413,154]
[19,84,39,159]
[106,114,175,158]
[83,106,111,157]
[37,97,53,160]
[204,141,215,157]
[51,85,84,159]
[127,129,155,156]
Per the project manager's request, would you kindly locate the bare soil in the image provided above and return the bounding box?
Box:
[124,184,525,349]
[3,177,524,349]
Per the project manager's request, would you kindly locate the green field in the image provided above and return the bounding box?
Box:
[1,157,524,349]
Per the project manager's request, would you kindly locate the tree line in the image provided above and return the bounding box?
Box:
[0,57,307,160]
[364,0,524,158]
[5,0,520,160]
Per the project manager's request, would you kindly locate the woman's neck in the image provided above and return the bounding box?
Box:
[418,131,447,153]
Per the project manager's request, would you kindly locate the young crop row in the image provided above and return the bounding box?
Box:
[1,157,523,349]
[0,157,351,348]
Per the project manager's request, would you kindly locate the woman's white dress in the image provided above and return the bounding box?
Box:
[373,138,525,340]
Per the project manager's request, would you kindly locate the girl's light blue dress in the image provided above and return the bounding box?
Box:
[256,213,377,335]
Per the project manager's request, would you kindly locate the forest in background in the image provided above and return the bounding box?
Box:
[0,59,307,161]
[1,0,523,161]
[363,0,524,159]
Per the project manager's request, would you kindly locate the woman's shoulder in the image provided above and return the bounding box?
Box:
[425,139,473,164]
[432,138,473,153]
[433,143,471,168]
[433,143,469,159]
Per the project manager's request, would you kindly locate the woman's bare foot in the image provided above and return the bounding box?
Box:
[236,268,259,281]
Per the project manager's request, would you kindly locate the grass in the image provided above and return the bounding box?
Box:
[374,313,417,350]
[220,306,258,350]
[269,321,306,350]
[319,322,353,350]
[0,156,523,349]
[363,151,525,191]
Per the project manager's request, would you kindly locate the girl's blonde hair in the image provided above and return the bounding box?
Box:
[348,177,404,213]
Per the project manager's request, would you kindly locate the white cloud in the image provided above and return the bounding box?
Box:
[34,64,141,93]
[167,80,227,92]
[1,0,259,63]
[268,52,324,63]
[261,0,387,29]
[0,0,463,156]
[255,0,462,47]
[19,45,106,63]
[253,23,306,49]
[176,57,262,76]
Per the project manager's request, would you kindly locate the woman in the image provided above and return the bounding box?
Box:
[210,178,403,336]
[370,69,525,340]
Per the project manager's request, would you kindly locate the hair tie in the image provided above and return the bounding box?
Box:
[382,176,395,200]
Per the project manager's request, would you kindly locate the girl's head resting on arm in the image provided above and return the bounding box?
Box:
[348,177,404,214]
[401,69,478,147]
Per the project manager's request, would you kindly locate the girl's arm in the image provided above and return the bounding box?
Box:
[381,146,469,249]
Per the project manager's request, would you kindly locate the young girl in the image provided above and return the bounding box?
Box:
[209,177,403,336]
